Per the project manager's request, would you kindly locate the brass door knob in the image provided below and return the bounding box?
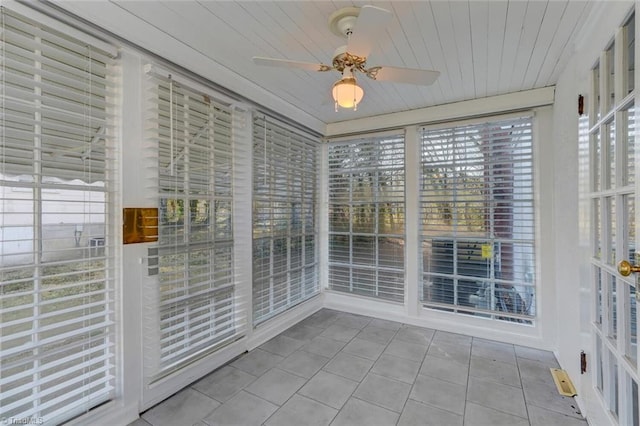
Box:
[618,260,640,276]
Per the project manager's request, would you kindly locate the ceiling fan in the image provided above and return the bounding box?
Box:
[253,5,440,111]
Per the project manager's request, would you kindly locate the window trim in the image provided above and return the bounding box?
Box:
[418,114,537,322]
[252,113,321,326]
[144,67,247,382]
[327,133,406,303]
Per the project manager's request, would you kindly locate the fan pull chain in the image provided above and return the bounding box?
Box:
[353,79,357,111]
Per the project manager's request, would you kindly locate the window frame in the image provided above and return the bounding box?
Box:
[251,114,320,326]
[419,115,536,323]
[327,133,406,303]
[144,71,246,381]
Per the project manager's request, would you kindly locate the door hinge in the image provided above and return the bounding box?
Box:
[580,350,587,374]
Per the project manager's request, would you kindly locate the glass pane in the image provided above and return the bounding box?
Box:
[596,268,603,325]
[595,198,602,259]
[352,267,376,297]
[606,121,616,189]
[378,270,404,302]
[272,237,288,275]
[627,14,635,94]
[595,64,602,121]
[329,204,350,232]
[594,131,601,192]
[633,379,639,426]
[607,43,616,111]
[611,353,619,416]
[329,235,349,264]
[597,334,604,393]
[378,202,405,235]
[627,106,636,186]
[607,196,616,265]
[252,238,271,280]
[304,235,316,266]
[214,200,232,241]
[291,236,302,269]
[159,198,185,245]
[379,237,404,269]
[627,196,636,261]
[352,204,376,233]
[629,285,637,364]
[329,265,350,292]
[424,274,455,305]
[352,236,376,265]
[610,274,618,339]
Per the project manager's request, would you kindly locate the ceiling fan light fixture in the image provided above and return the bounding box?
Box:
[332,75,364,111]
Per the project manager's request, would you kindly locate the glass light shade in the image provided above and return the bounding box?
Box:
[332,76,364,110]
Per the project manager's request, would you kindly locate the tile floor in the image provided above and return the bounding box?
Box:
[130,309,587,426]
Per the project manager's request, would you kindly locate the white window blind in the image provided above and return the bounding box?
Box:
[147,74,245,378]
[252,115,319,325]
[420,117,535,322]
[328,135,405,302]
[0,7,117,424]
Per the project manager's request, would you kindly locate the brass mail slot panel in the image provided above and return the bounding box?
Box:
[123,208,158,244]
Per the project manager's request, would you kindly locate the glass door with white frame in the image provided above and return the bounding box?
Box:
[587,12,640,425]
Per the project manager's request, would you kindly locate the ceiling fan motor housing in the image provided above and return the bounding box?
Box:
[332,45,367,74]
[328,7,360,38]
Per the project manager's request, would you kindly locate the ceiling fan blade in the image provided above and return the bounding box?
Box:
[347,5,392,58]
[253,57,332,72]
[370,66,440,86]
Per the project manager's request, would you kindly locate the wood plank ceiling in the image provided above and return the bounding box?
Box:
[56,1,594,127]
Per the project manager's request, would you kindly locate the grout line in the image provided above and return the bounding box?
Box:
[395,332,435,424]
[462,336,475,423]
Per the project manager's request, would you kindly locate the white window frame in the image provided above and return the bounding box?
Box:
[419,115,536,323]
[252,114,320,325]
[144,67,248,382]
[327,133,406,303]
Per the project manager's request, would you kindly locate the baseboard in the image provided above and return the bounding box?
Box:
[324,290,549,350]
[65,401,139,426]
[248,294,324,350]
